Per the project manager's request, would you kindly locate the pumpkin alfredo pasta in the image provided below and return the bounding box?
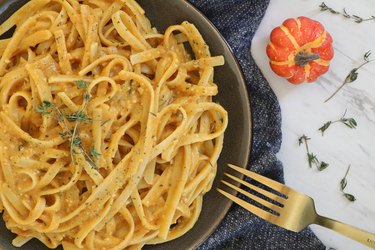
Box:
[0,0,228,249]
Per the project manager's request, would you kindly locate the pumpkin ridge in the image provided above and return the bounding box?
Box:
[268,42,276,50]
[279,25,300,50]
[304,64,311,82]
[294,18,302,31]
[300,31,327,51]
[313,59,330,67]
[270,59,293,66]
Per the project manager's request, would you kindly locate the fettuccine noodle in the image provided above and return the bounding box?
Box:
[0,0,227,249]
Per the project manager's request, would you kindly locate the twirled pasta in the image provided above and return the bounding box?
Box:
[0,0,227,249]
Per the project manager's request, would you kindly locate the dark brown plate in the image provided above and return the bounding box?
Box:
[0,0,252,249]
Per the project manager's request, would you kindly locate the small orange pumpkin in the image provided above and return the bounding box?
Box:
[266,16,334,84]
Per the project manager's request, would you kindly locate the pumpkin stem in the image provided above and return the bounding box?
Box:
[295,52,320,66]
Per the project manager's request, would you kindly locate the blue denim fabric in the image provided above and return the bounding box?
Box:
[187,1,326,249]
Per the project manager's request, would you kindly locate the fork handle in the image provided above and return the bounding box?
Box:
[315,215,375,249]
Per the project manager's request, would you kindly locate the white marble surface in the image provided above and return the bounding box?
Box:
[251,0,375,249]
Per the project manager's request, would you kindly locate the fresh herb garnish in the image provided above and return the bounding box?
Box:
[340,165,356,202]
[298,135,329,171]
[59,131,70,140]
[317,161,329,171]
[319,2,375,23]
[318,110,357,135]
[90,146,101,160]
[68,94,98,170]
[36,100,53,114]
[65,111,93,122]
[343,193,356,202]
[84,93,90,102]
[70,121,81,154]
[37,95,99,170]
[101,119,110,127]
[75,80,87,89]
[325,51,372,102]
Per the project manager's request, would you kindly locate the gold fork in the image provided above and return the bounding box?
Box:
[218,164,375,249]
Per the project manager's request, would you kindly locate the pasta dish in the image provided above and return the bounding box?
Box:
[0,0,228,249]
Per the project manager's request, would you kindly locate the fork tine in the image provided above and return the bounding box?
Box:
[228,164,288,194]
[224,173,286,205]
[221,180,282,213]
[217,188,279,223]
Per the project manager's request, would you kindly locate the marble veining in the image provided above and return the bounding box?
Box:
[252,0,375,249]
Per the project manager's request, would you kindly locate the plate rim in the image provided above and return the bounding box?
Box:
[179,1,253,249]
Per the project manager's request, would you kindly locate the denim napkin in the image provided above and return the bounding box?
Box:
[187,0,326,249]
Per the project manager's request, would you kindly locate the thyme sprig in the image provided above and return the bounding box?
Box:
[325,51,372,103]
[298,135,329,171]
[319,110,357,135]
[67,93,98,170]
[319,2,375,23]
[340,165,356,202]
[36,83,99,170]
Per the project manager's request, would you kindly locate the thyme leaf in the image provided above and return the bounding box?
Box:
[319,2,375,23]
[65,111,93,122]
[318,121,332,135]
[340,165,356,202]
[90,146,101,160]
[340,176,348,191]
[340,165,351,191]
[36,100,53,114]
[343,193,356,202]
[59,131,70,140]
[84,94,90,102]
[318,161,329,171]
[75,80,87,89]
[341,117,357,129]
[325,51,372,103]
